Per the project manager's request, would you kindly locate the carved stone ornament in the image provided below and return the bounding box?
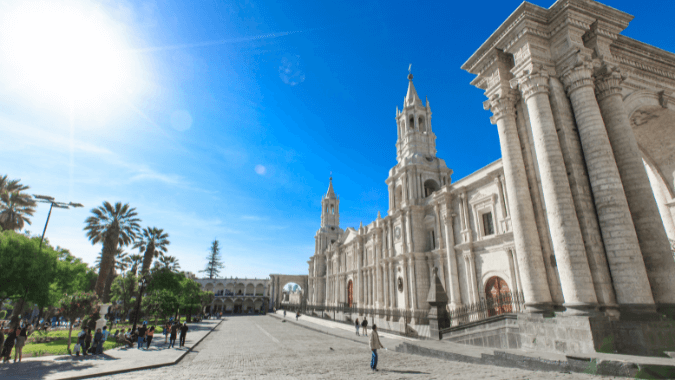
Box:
[397,276,404,292]
[483,90,518,125]
[394,226,402,240]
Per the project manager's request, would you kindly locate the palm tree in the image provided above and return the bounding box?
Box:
[0,175,36,231]
[126,254,143,276]
[84,201,141,298]
[133,227,170,275]
[95,248,130,302]
[155,255,181,272]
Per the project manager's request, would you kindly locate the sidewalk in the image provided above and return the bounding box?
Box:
[0,319,222,380]
[270,311,675,379]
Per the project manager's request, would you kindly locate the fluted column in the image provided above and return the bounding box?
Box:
[562,62,655,309]
[484,88,553,313]
[595,65,675,306]
[443,212,462,307]
[406,211,414,252]
[402,257,410,309]
[513,69,598,314]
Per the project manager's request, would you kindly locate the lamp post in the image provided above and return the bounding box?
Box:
[32,194,83,251]
[131,276,148,333]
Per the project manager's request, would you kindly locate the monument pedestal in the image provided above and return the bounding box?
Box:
[96,304,111,331]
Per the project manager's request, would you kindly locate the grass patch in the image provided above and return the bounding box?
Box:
[20,337,125,357]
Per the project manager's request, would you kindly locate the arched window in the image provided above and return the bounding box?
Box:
[485,276,512,316]
[424,179,440,197]
[409,116,414,129]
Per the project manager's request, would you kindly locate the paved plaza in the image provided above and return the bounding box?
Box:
[101,316,620,380]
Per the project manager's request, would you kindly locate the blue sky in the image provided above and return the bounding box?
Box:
[1,0,673,279]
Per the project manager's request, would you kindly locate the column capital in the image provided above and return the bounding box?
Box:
[510,65,550,101]
[594,63,625,102]
[483,88,519,125]
[561,59,597,96]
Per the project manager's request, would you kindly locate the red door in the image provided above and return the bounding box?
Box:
[485,276,511,316]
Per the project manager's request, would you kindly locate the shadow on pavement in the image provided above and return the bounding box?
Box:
[380,369,430,375]
[0,359,99,379]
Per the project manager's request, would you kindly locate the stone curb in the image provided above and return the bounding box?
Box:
[55,320,224,380]
[395,342,675,379]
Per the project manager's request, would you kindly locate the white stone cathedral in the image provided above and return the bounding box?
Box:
[307,0,675,354]
[307,72,505,313]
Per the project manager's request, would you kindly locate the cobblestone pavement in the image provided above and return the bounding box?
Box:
[102,316,621,380]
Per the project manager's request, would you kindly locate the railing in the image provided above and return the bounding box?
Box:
[447,291,525,327]
[280,303,429,336]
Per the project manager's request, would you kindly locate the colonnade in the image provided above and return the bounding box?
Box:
[479,43,675,315]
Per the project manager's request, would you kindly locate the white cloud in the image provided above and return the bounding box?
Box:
[279,55,305,86]
[254,165,266,175]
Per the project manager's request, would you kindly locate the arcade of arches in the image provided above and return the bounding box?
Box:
[196,278,270,314]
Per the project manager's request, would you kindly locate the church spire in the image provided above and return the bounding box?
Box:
[325,176,337,199]
[405,73,423,108]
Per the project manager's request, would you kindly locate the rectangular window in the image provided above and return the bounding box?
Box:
[482,212,495,236]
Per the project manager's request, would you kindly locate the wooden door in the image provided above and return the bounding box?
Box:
[485,276,511,316]
[347,280,353,307]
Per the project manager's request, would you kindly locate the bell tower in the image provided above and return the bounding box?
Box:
[321,177,340,228]
[386,71,453,213]
[395,72,437,162]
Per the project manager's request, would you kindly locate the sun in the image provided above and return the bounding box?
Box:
[1,1,141,111]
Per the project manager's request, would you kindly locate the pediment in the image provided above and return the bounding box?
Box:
[342,228,359,245]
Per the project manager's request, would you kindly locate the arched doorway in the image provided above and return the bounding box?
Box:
[484,276,511,316]
[347,280,353,307]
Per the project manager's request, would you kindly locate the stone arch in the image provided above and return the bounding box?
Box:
[623,90,675,241]
[418,116,426,133]
[234,283,245,295]
[204,283,214,292]
[215,282,225,296]
[245,284,255,295]
[269,274,309,309]
[255,284,264,296]
[225,283,234,295]
[424,179,439,197]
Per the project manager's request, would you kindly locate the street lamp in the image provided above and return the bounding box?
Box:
[131,276,148,333]
[33,194,83,251]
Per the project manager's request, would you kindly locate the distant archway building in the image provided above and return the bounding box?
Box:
[306,0,675,354]
[196,278,270,314]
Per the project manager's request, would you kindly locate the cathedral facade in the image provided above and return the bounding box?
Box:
[306,0,675,353]
[307,73,517,315]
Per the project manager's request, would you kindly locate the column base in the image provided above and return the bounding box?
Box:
[561,302,600,316]
[524,302,555,316]
[657,303,675,320]
[618,303,661,321]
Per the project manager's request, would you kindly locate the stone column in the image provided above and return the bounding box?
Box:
[562,62,655,309]
[391,263,397,308]
[484,89,553,313]
[406,211,414,253]
[402,257,410,309]
[434,204,444,249]
[595,66,675,307]
[514,69,598,314]
[443,212,462,307]
[548,75,617,314]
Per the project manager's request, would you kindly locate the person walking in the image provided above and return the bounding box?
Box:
[14,324,29,362]
[146,326,155,349]
[361,318,368,336]
[137,323,147,349]
[164,321,171,344]
[93,328,103,355]
[1,328,16,364]
[179,323,188,347]
[296,311,300,321]
[84,328,92,356]
[369,325,384,371]
[76,326,86,357]
[355,318,360,336]
[169,322,178,348]
[283,310,286,318]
